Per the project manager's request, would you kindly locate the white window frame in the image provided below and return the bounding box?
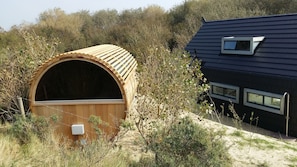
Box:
[221,36,264,55]
[243,88,285,115]
[209,82,239,103]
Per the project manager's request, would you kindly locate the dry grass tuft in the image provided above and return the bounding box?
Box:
[0,122,129,167]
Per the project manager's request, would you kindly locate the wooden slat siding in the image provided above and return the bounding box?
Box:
[111,54,132,78]
[123,70,138,109]
[124,73,136,96]
[110,51,129,67]
[97,49,123,60]
[116,54,137,81]
[124,63,137,82]
[122,59,137,81]
[98,47,125,59]
[116,55,134,79]
[185,13,297,78]
[32,103,126,140]
[29,44,137,140]
[72,45,117,56]
[113,52,131,71]
[97,47,135,84]
[103,49,126,62]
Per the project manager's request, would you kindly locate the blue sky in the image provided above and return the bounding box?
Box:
[1,0,185,30]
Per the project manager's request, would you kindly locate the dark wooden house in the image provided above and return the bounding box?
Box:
[186,13,297,137]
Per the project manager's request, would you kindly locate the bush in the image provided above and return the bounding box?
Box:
[0,30,59,122]
[0,116,130,167]
[134,116,231,167]
[134,46,209,141]
[8,115,50,145]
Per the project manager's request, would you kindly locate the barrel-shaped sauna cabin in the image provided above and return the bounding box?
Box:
[29,44,137,141]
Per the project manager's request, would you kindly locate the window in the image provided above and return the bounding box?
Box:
[244,88,284,115]
[224,41,250,51]
[210,82,239,103]
[221,36,264,55]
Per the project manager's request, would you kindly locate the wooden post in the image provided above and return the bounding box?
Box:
[17,96,26,119]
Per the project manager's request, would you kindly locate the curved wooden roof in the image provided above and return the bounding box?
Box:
[31,44,137,84]
[29,44,137,104]
[67,44,137,84]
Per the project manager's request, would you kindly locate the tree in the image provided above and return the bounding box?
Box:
[36,8,85,51]
[167,0,266,48]
[131,45,207,147]
[89,9,120,45]
[0,31,59,122]
[108,6,171,64]
[249,0,297,15]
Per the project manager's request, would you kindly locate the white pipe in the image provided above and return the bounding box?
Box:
[284,92,290,137]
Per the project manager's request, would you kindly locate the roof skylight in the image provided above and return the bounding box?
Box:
[221,36,265,55]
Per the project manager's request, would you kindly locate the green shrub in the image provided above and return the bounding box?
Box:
[139,116,232,167]
[130,156,157,167]
[0,31,59,121]
[88,115,103,136]
[1,117,130,167]
[8,115,50,144]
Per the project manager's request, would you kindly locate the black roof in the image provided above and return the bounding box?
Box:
[185,13,297,78]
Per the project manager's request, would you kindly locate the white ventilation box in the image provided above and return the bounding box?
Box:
[71,124,85,135]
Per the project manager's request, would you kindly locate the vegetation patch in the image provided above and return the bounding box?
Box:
[132,116,232,167]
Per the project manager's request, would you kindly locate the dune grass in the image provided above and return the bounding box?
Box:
[0,117,130,167]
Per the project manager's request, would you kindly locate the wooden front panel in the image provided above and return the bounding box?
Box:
[32,103,126,141]
[123,70,138,109]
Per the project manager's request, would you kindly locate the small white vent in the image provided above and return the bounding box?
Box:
[71,124,85,135]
